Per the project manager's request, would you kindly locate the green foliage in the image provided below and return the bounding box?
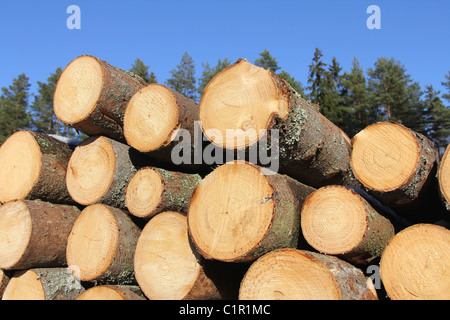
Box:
[254,49,281,74]
[166,51,197,101]
[442,71,450,104]
[130,58,157,84]
[198,58,231,96]
[0,74,31,143]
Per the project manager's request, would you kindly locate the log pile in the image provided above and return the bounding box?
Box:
[0,56,448,301]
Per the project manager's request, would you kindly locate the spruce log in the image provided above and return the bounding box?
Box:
[66,135,147,209]
[2,268,85,300]
[301,185,395,264]
[54,55,147,143]
[0,130,74,204]
[76,285,146,300]
[351,122,437,206]
[0,199,80,270]
[198,59,360,188]
[135,211,244,300]
[66,204,141,284]
[125,167,201,219]
[0,269,9,298]
[239,248,378,300]
[187,161,316,263]
[438,145,450,211]
[380,223,450,300]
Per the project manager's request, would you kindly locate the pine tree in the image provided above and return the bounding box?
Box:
[442,71,450,104]
[0,74,31,143]
[129,58,157,84]
[307,48,328,108]
[422,85,450,154]
[254,49,281,74]
[198,58,230,96]
[166,51,197,101]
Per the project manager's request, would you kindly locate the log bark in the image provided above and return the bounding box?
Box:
[351,122,438,206]
[198,59,361,188]
[301,185,395,264]
[0,199,80,270]
[187,161,316,263]
[76,285,146,300]
[54,55,147,143]
[125,167,201,219]
[2,268,85,300]
[135,211,245,300]
[239,248,378,300]
[66,204,141,284]
[380,223,450,300]
[66,135,148,209]
[0,130,74,205]
[438,145,450,211]
[0,269,9,299]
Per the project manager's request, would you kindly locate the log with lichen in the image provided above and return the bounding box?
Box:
[199,58,361,188]
[187,161,316,263]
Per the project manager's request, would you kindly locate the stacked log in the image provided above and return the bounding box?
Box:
[0,56,448,302]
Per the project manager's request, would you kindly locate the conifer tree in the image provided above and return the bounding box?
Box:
[130,58,157,84]
[166,51,197,101]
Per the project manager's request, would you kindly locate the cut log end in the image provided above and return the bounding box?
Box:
[188,161,275,262]
[54,55,103,125]
[124,84,180,152]
[135,211,202,300]
[380,224,450,300]
[2,269,46,300]
[239,249,342,300]
[0,200,32,269]
[66,136,115,206]
[199,59,289,149]
[0,131,41,203]
[438,146,450,209]
[125,167,164,218]
[351,122,420,192]
[76,285,145,300]
[66,204,119,282]
[301,186,368,255]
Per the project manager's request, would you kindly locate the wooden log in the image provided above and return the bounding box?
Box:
[351,122,437,206]
[380,223,450,300]
[76,285,146,300]
[0,199,80,270]
[0,130,74,205]
[2,268,85,300]
[66,204,141,284]
[239,248,378,300]
[124,83,198,157]
[438,145,450,211]
[198,59,361,188]
[187,161,316,263]
[66,135,148,209]
[125,167,201,219]
[135,211,244,300]
[300,185,395,264]
[54,55,147,143]
[0,269,9,299]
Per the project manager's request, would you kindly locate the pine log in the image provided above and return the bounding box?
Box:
[187,161,316,263]
[198,59,360,188]
[239,248,378,300]
[54,55,147,143]
[2,268,85,300]
[380,223,450,300]
[124,83,198,158]
[351,122,437,206]
[438,145,450,211]
[125,167,201,219]
[66,135,148,209]
[0,130,74,205]
[66,204,141,284]
[135,211,244,300]
[301,185,395,264]
[76,285,146,300]
[0,269,9,298]
[0,199,80,270]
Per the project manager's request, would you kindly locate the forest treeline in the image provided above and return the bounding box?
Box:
[1,48,449,154]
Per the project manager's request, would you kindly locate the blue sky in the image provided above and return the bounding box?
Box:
[1,0,449,98]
